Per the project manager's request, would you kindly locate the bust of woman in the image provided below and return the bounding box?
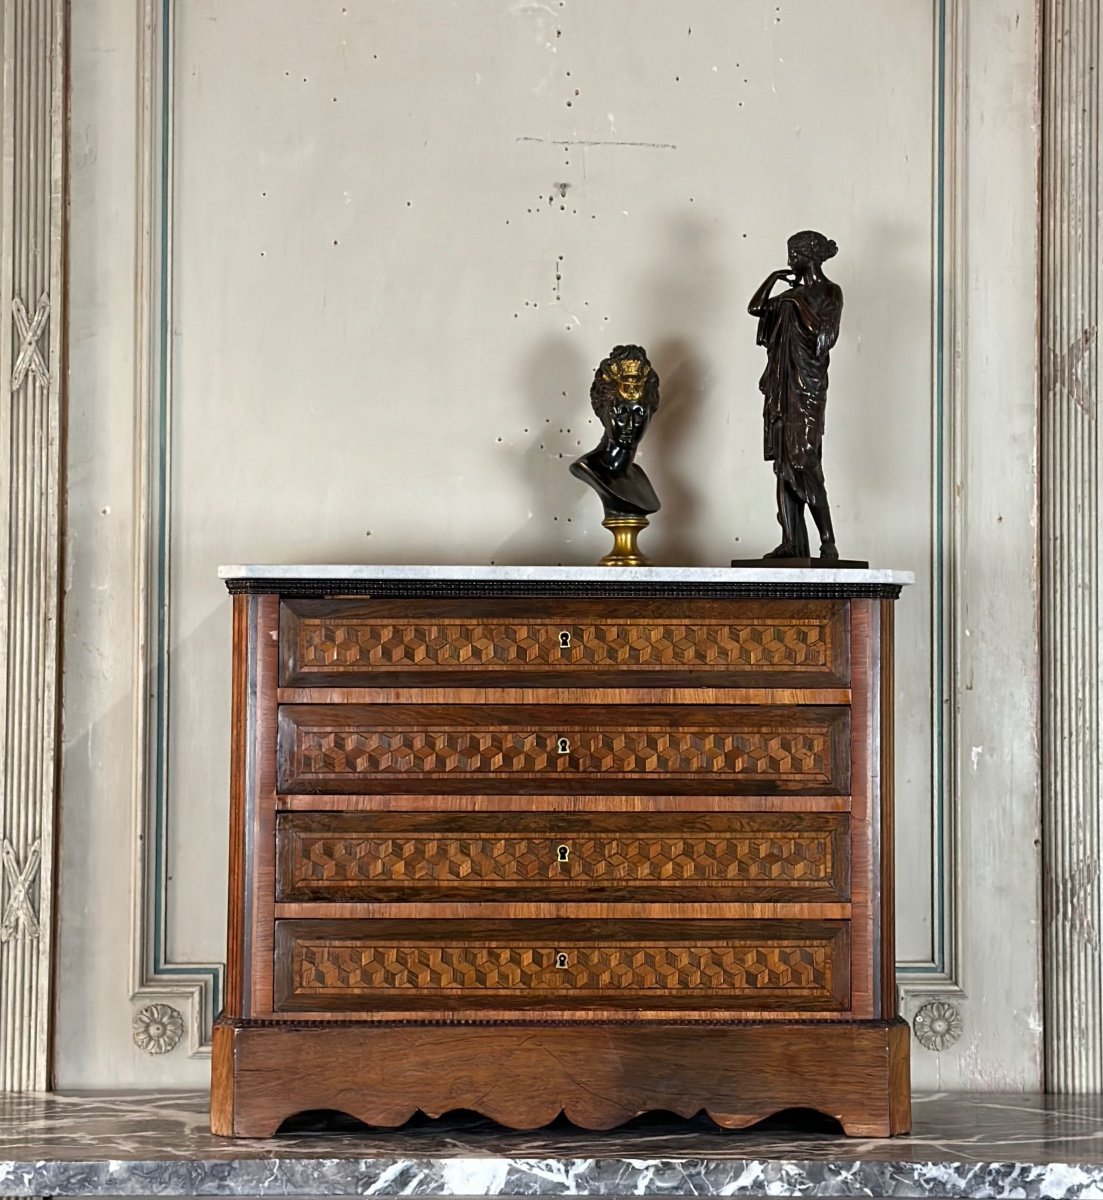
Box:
[570,345,661,519]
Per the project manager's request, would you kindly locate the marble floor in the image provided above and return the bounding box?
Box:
[1,1091,1103,1196]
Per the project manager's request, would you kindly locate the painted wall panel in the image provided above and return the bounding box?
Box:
[166,0,935,973]
[58,0,1039,1091]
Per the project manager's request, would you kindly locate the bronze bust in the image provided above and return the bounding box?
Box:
[571,345,660,565]
[748,230,843,561]
[571,345,661,518]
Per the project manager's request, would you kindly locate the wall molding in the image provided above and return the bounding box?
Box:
[126,0,963,1049]
[897,0,965,999]
[0,0,67,1091]
[122,0,976,1049]
[1041,0,1102,1092]
[128,0,221,1058]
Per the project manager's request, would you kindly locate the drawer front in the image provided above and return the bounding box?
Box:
[273,919,851,1013]
[277,704,851,795]
[280,598,851,688]
[276,811,851,903]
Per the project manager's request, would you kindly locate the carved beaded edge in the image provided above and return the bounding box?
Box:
[224,579,904,600]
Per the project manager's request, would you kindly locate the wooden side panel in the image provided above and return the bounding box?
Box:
[276,703,852,796]
[279,598,852,689]
[879,598,897,1017]
[222,596,251,1018]
[245,594,281,1019]
[209,1020,237,1137]
[848,600,881,1020]
[272,918,851,1013]
[275,810,851,904]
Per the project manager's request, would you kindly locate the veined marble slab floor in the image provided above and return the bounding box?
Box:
[1,1092,1102,1197]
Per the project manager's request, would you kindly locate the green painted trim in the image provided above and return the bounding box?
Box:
[902,0,948,979]
[145,0,951,1029]
[149,0,223,1023]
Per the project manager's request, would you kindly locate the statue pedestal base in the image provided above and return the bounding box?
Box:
[601,515,651,567]
[731,556,869,568]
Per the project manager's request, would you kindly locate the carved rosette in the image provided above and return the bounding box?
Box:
[913,1001,963,1052]
[132,1004,184,1055]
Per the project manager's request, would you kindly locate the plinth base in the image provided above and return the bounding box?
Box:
[600,515,651,566]
[731,557,870,568]
[210,1017,911,1139]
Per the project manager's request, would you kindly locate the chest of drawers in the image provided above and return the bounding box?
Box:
[211,567,912,1137]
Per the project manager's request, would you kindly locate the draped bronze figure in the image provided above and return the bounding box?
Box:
[748,230,843,561]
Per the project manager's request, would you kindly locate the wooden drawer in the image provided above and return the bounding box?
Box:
[280,598,851,689]
[277,704,852,796]
[275,810,851,903]
[273,918,851,1013]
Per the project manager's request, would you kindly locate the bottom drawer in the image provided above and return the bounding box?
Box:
[273,919,851,1014]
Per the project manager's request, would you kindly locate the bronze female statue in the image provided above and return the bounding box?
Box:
[570,345,660,565]
[748,230,843,561]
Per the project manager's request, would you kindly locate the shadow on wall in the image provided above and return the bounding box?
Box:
[646,337,709,566]
[842,218,928,558]
[641,212,725,567]
[493,336,591,566]
[402,211,732,569]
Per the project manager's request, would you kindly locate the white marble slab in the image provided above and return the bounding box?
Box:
[218,564,915,586]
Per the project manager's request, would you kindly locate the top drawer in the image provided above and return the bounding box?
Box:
[280,599,851,689]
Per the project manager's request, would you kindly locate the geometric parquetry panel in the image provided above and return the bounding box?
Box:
[288,833,835,887]
[293,728,835,783]
[294,619,836,673]
[291,939,838,998]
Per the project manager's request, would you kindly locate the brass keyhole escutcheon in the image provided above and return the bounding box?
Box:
[556,844,570,863]
[557,736,571,754]
[555,952,569,969]
[559,630,571,649]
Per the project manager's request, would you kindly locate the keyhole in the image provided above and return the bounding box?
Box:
[557,844,570,863]
[557,736,570,754]
[559,630,571,648]
[555,952,568,969]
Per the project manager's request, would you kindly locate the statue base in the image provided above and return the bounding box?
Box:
[601,515,651,567]
[731,556,869,568]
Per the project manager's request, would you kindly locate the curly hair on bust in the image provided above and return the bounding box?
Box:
[787,230,838,264]
[589,344,660,418]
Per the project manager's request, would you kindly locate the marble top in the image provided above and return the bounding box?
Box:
[1,1091,1102,1197]
[218,563,915,585]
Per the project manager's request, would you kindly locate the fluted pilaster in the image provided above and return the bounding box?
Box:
[0,0,66,1092]
[1041,0,1103,1092]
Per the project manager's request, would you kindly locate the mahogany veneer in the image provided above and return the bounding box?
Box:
[212,578,910,1137]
